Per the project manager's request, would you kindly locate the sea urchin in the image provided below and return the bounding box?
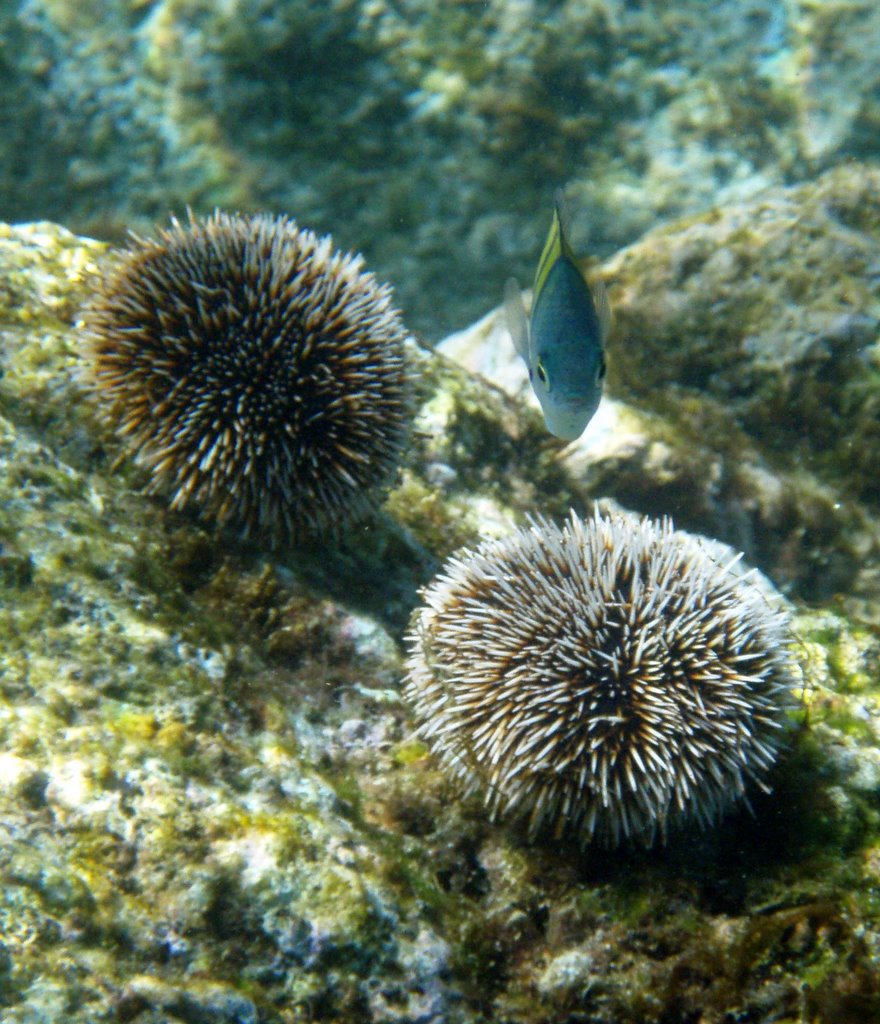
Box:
[83,211,412,540]
[405,509,793,847]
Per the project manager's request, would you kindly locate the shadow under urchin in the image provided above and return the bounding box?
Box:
[82,210,413,543]
[405,509,796,849]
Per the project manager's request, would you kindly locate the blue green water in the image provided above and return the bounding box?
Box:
[5,0,876,338]
[2,3,880,1022]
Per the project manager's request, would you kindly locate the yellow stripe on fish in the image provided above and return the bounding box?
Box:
[533,204,565,302]
[505,194,610,441]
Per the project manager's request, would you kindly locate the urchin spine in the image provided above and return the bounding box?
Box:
[84,211,412,541]
[405,510,793,847]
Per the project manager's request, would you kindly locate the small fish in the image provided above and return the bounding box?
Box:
[505,195,610,441]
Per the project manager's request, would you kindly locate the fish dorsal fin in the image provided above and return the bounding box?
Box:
[534,190,578,300]
[553,187,576,254]
[504,277,531,361]
[592,276,612,344]
[533,206,563,300]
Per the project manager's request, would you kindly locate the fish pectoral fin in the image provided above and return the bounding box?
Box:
[504,277,531,361]
[592,276,612,344]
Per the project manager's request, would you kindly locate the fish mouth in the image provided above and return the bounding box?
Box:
[543,396,601,441]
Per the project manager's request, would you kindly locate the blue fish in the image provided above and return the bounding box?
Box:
[505,196,610,440]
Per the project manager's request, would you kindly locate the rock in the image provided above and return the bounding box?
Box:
[2,218,880,1023]
[536,947,596,999]
[607,165,880,498]
[119,977,258,1024]
[439,164,880,619]
[784,0,880,160]
[5,2,879,337]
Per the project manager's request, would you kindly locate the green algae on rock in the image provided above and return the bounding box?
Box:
[783,0,880,161]
[605,165,880,492]
[2,218,880,1022]
[4,0,877,338]
[440,163,880,623]
[0,398,452,1019]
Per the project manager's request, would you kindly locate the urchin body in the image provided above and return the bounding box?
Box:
[405,510,793,847]
[84,211,411,541]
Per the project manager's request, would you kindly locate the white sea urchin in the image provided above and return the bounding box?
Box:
[404,509,793,847]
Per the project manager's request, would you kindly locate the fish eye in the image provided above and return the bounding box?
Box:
[596,356,607,385]
[536,359,548,384]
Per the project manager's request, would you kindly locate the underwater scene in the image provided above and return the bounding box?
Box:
[3,1,880,1021]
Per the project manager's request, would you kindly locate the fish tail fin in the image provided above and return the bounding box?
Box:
[592,277,612,344]
[504,277,530,361]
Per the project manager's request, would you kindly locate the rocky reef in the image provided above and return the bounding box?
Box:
[6,0,880,336]
[1,162,880,1022]
[442,163,880,620]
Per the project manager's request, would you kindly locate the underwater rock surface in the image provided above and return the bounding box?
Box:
[442,164,880,619]
[1,217,880,1022]
[6,0,880,336]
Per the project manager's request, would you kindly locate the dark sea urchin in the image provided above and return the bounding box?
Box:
[84,212,411,540]
[405,510,794,847]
